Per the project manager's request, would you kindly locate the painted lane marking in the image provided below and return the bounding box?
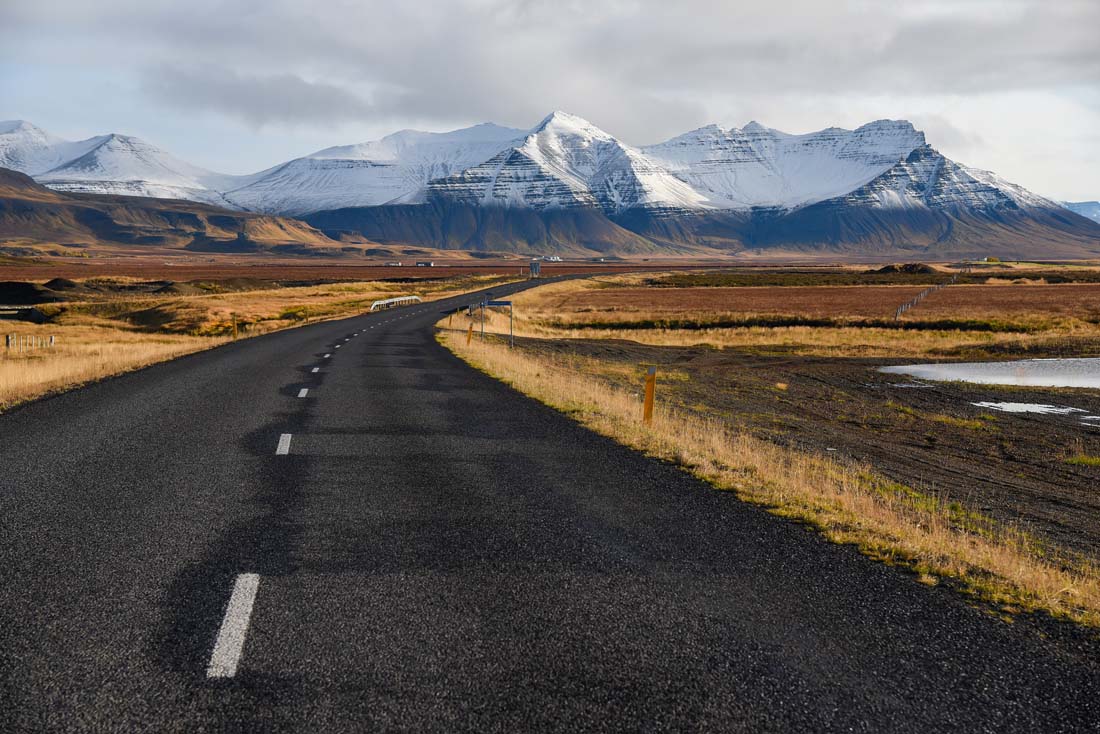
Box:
[206,573,261,679]
[323,353,332,359]
[335,345,341,349]
[297,388,309,398]
[311,367,320,373]
[276,433,292,455]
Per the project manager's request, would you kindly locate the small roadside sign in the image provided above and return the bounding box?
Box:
[487,300,512,307]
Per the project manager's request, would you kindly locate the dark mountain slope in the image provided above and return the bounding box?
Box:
[0,167,349,254]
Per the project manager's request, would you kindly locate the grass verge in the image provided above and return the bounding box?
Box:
[439,322,1100,628]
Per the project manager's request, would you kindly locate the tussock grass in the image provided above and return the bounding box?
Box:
[440,322,1100,627]
[1065,455,1100,467]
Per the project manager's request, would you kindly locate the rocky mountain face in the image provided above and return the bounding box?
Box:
[3,114,1098,258]
[425,112,709,214]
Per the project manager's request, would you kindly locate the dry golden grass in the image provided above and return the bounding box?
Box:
[0,274,516,410]
[465,301,1038,358]
[0,324,228,408]
[440,319,1100,627]
[490,275,1100,357]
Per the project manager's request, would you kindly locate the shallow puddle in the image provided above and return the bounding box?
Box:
[971,402,1085,415]
[880,358,1100,388]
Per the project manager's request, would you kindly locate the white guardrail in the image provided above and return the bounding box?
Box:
[369,295,422,312]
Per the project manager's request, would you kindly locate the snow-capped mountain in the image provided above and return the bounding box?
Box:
[426,111,709,213]
[833,144,1058,212]
[37,133,243,206]
[641,120,926,210]
[224,122,525,215]
[1064,201,1100,224]
[1,120,240,206]
[0,120,104,176]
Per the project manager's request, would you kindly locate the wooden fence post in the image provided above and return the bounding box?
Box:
[643,366,657,424]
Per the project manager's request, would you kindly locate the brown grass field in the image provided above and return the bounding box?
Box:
[546,280,1100,323]
[492,275,1100,358]
[568,284,931,319]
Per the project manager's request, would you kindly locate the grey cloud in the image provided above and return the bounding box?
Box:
[8,0,1100,133]
[141,66,380,127]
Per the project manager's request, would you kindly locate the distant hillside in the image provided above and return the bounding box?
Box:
[0,167,358,257]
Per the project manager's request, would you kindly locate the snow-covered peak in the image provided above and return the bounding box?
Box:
[0,119,44,136]
[0,120,103,176]
[642,119,927,209]
[223,122,525,215]
[835,143,1059,212]
[428,111,711,212]
[40,132,218,186]
[529,110,609,137]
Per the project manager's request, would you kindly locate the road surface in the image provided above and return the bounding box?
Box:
[1,279,1098,731]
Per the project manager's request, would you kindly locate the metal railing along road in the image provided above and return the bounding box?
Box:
[369,296,422,312]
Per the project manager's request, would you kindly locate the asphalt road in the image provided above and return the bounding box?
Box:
[1,278,1098,732]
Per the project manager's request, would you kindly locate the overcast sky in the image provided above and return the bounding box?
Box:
[1,0,1097,200]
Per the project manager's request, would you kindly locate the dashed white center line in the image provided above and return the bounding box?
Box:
[311,367,320,373]
[297,388,309,398]
[206,573,260,679]
[276,433,292,455]
[323,353,331,358]
[335,345,341,349]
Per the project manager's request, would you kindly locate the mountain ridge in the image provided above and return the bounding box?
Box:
[3,114,1099,258]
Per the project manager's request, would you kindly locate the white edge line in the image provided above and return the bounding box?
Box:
[275,433,292,455]
[297,388,309,398]
[206,573,261,679]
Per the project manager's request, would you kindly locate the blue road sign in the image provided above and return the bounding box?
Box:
[487,300,512,306]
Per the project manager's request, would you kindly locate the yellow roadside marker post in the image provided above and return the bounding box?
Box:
[467,322,474,346]
[643,366,656,424]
